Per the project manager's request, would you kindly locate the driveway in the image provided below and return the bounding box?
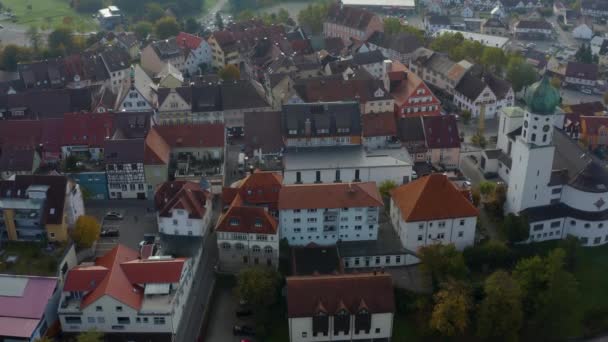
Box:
[204,287,257,342]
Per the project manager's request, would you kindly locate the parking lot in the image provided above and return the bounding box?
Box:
[204,286,257,342]
[85,200,158,256]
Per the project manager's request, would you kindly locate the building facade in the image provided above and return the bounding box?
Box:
[155,181,212,237]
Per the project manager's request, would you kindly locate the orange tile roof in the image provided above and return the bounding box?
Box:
[222,171,283,207]
[390,174,478,222]
[144,128,170,165]
[63,245,187,311]
[215,194,278,234]
[362,112,397,137]
[155,181,209,219]
[278,182,383,210]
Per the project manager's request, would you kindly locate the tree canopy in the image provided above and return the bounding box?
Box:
[236,267,280,307]
[72,215,101,248]
[430,279,472,336]
[506,55,538,92]
[501,213,529,243]
[298,3,330,34]
[477,270,523,341]
[155,16,180,39]
[218,64,241,81]
[418,244,468,290]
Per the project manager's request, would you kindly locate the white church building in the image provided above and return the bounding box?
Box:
[482,77,608,246]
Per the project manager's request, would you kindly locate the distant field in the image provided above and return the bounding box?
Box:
[0,0,97,32]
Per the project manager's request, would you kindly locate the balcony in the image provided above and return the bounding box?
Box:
[323,226,337,233]
[59,297,82,313]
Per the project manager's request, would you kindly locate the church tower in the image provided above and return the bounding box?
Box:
[506,77,561,214]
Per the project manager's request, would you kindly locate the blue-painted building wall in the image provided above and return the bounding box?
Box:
[67,172,108,200]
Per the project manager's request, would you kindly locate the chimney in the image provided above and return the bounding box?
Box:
[382,60,392,92]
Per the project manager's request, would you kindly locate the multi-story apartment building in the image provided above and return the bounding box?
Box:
[390,174,478,251]
[564,61,599,90]
[323,3,383,43]
[581,0,608,18]
[104,139,148,200]
[141,38,185,75]
[61,112,114,161]
[409,48,473,95]
[481,17,510,36]
[0,175,84,242]
[176,32,212,76]
[453,73,514,120]
[281,102,362,148]
[156,87,192,124]
[116,65,157,112]
[59,245,193,341]
[384,60,442,117]
[278,182,383,246]
[513,19,553,40]
[287,273,395,342]
[363,31,423,65]
[216,171,282,272]
[155,181,212,237]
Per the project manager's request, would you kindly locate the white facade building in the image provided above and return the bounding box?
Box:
[390,174,479,251]
[155,181,212,237]
[59,245,192,338]
[278,182,383,246]
[287,273,395,342]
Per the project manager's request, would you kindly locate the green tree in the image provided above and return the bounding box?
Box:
[48,26,75,54]
[463,240,514,272]
[236,9,255,22]
[418,244,468,291]
[218,64,240,81]
[298,3,329,34]
[471,187,481,207]
[145,2,165,22]
[72,215,101,248]
[430,32,464,53]
[184,17,200,34]
[461,110,471,125]
[77,329,104,342]
[470,133,487,148]
[478,181,496,198]
[558,235,581,272]
[75,0,103,12]
[155,16,180,39]
[501,213,529,243]
[236,267,280,306]
[277,8,290,23]
[506,55,538,92]
[430,279,472,336]
[384,17,403,35]
[378,179,397,199]
[27,25,42,52]
[477,270,523,342]
[133,21,154,39]
[575,43,593,64]
[0,45,33,71]
[481,47,506,72]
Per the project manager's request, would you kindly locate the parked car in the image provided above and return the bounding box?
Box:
[581,88,592,95]
[100,229,120,237]
[104,211,123,220]
[236,308,253,317]
[233,325,255,336]
[139,234,156,247]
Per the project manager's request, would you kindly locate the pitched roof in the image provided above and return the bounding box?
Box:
[427,15,451,25]
[152,123,225,149]
[516,19,552,30]
[352,50,385,65]
[0,275,58,338]
[112,111,151,139]
[282,102,362,138]
[563,101,606,115]
[63,245,186,310]
[191,84,222,112]
[220,80,268,110]
[143,128,170,165]
[326,3,378,31]
[362,112,397,137]
[422,115,460,149]
[175,32,203,51]
[62,112,114,147]
[100,45,131,72]
[223,171,283,206]
[287,273,394,317]
[485,73,512,99]
[291,245,342,276]
[455,73,487,101]
[279,182,383,210]
[157,87,191,107]
[293,77,391,104]
[565,61,598,80]
[397,116,426,143]
[150,38,182,59]
[390,173,478,222]
[388,61,439,107]
[215,196,278,234]
[104,138,145,164]
[154,181,209,219]
[367,31,423,54]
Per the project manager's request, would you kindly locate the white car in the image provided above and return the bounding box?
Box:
[581,88,592,95]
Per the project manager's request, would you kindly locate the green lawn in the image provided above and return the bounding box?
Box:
[1,0,97,32]
[0,241,66,276]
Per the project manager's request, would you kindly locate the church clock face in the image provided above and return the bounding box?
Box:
[524,120,528,128]
[543,125,550,132]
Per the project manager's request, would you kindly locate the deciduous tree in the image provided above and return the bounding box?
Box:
[236,267,280,307]
[506,55,538,92]
[477,270,523,341]
[378,179,397,199]
[418,244,468,291]
[72,215,101,248]
[155,16,180,39]
[430,280,472,336]
[298,3,329,34]
[133,21,154,39]
[49,26,76,55]
[218,64,240,81]
[501,213,529,243]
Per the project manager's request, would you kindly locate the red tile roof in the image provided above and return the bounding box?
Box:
[144,128,170,165]
[63,245,187,310]
[362,112,397,137]
[278,182,383,210]
[155,181,209,219]
[390,174,478,222]
[388,61,440,109]
[152,123,225,148]
[222,171,283,207]
[215,195,278,234]
[422,115,460,149]
[176,32,203,51]
[62,112,114,147]
[287,273,395,318]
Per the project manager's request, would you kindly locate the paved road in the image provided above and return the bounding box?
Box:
[204,287,258,342]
